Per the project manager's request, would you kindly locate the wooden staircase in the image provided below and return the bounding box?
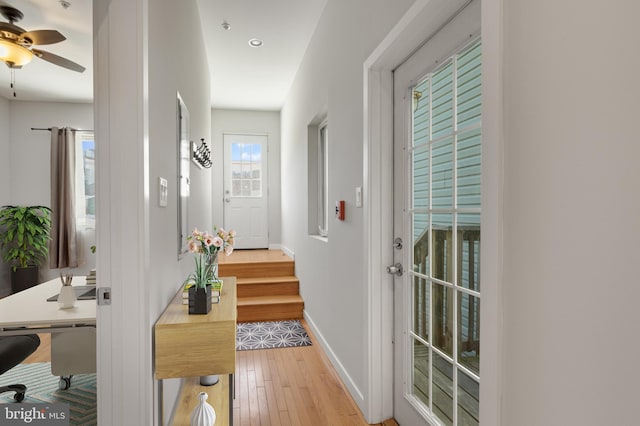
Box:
[218,250,304,322]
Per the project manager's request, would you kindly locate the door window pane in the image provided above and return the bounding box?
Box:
[458,292,480,375]
[432,214,453,282]
[456,41,482,130]
[458,214,480,292]
[432,283,453,355]
[432,352,454,426]
[413,78,430,146]
[456,129,481,209]
[230,143,262,197]
[412,339,430,408]
[413,145,429,210]
[432,61,454,140]
[432,137,453,209]
[412,276,430,341]
[413,213,429,276]
[458,369,479,426]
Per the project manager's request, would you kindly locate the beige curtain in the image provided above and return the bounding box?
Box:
[50,127,78,269]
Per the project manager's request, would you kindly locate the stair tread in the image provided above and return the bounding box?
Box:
[218,249,293,264]
[238,295,304,306]
[237,276,299,284]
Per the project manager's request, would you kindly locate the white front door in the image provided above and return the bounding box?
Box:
[223,133,269,249]
[392,2,481,425]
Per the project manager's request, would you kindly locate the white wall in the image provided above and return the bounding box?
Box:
[0,97,10,296]
[280,0,414,416]
[148,0,211,422]
[0,101,95,292]
[500,1,640,424]
[210,109,281,246]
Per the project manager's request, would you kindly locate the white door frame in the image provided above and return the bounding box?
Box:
[363,0,502,424]
[95,0,153,424]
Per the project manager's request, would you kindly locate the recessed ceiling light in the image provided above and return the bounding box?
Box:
[248,38,263,48]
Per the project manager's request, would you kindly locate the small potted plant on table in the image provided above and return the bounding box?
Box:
[185,227,234,314]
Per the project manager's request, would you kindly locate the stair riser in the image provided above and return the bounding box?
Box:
[238,303,304,323]
[238,282,299,298]
[219,262,294,279]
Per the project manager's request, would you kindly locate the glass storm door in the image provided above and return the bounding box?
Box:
[392,2,481,424]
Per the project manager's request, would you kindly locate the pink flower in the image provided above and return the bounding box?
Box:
[212,236,223,248]
[204,234,214,247]
[225,245,234,256]
[187,240,200,253]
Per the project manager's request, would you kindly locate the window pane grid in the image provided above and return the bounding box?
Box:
[409,38,481,426]
[230,142,262,198]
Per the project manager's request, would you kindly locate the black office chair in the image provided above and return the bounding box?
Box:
[0,334,41,402]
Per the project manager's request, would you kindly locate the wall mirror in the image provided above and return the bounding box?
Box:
[177,93,190,258]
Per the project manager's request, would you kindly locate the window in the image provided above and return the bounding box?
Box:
[75,131,95,228]
[230,142,263,197]
[317,121,328,236]
[307,116,328,238]
[410,38,481,426]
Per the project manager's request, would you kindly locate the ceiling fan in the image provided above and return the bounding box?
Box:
[0,4,85,73]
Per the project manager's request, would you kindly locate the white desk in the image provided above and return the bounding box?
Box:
[0,276,96,388]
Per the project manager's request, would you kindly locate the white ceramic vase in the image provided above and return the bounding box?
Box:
[58,285,76,309]
[190,392,216,426]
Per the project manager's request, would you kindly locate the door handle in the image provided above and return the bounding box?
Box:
[224,198,230,203]
[386,263,403,276]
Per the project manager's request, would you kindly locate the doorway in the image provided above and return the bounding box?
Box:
[223,133,269,249]
[391,1,481,424]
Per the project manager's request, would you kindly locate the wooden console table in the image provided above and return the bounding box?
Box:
[154,276,236,425]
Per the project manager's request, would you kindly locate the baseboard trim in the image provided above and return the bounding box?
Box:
[276,245,295,260]
[303,311,365,406]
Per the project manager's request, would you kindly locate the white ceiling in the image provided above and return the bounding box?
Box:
[0,0,327,111]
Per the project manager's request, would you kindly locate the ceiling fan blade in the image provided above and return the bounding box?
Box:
[21,29,66,45]
[32,49,85,73]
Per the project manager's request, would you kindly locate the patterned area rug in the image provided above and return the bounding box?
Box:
[236,320,312,351]
[0,362,96,425]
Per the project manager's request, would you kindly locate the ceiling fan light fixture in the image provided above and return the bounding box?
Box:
[0,39,33,67]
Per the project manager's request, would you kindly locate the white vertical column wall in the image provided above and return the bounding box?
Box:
[501,1,640,425]
[148,0,211,422]
[95,0,210,423]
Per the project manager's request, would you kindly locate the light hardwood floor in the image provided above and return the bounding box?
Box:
[23,324,398,425]
[23,333,50,363]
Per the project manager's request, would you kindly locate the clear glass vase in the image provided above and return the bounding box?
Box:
[207,251,219,283]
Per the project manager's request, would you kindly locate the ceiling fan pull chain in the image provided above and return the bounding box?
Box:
[10,68,16,97]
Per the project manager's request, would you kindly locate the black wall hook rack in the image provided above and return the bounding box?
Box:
[192,138,212,169]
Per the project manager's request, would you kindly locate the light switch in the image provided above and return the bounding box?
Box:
[356,186,362,208]
[159,177,168,207]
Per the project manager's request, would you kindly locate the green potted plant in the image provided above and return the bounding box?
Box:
[0,205,52,293]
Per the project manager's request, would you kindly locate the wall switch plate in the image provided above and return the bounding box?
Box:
[159,177,168,207]
[356,186,362,208]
